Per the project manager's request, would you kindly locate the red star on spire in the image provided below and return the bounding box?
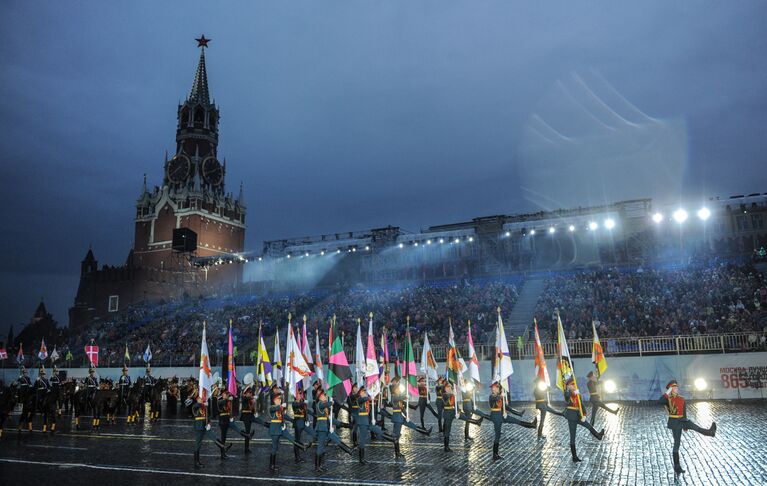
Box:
[195,35,211,48]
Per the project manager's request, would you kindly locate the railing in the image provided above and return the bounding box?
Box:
[20,332,765,369]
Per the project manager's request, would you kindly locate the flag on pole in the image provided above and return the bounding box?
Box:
[50,346,60,363]
[143,343,152,364]
[302,316,314,372]
[494,308,514,392]
[227,320,237,396]
[533,318,550,386]
[198,322,212,401]
[287,322,312,397]
[420,332,438,381]
[38,339,48,361]
[365,313,381,398]
[314,329,325,386]
[355,319,365,386]
[85,342,99,367]
[403,319,418,397]
[467,320,481,384]
[380,327,389,364]
[0,348,7,360]
[327,319,352,403]
[392,333,400,377]
[256,323,273,385]
[592,320,608,376]
[17,343,24,364]
[273,325,283,386]
[556,312,583,417]
[445,321,465,383]
[123,344,130,365]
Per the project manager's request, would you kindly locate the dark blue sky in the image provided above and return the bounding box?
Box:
[1,1,765,338]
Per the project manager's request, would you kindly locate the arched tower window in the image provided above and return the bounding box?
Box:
[194,107,205,128]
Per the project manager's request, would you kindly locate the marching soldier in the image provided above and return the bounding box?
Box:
[217,388,233,459]
[118,366,132,414]
[459,379,482,440]
[84,366,99,427]
[442,382,456,452]
[16,366,33,431]
[658,379,716,475]
[355,385,395,464]
[434,377,445,433]
[292,388,317,463]
[35,366,52,432]
[192,395,229,469]
[480,381,537,461]
[586,371,619,425]
[533,377,564,439]
[311,380,322,429]
[347,383,360,446]
[314,388,354,472]
[564,377,604,463]
[268,391,309,472]
[415,376,440,430]
[143,366,158,420]
[388,376,431,461]
[50,365,62,417]
[240,377,257,453]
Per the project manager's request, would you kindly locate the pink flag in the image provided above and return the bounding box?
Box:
[227,320,237,397]
[365,316,380,398]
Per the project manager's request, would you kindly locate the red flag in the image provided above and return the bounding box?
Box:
[0,348,7,360]
[85,344,99,367]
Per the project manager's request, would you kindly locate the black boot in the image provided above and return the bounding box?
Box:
[220,444,227,459]
[465,429,473,440]
[352,430,358,446]
[492,442,501,461]
[707,422,717,437]
[319,453,327,472]
[294,444,302,463]
[593,428,605,441]
[394,441,405,460]
[444,437,452,452]
[416,425,432,436]
[382,432,396,443]
[339,441,354,455]
[359,448,368,464]
[244,438,250,454]
[438,420,443,433]
[570,444,581,463]
[314,454,320,472]
[194,451,203,468]
[673,452,685,474]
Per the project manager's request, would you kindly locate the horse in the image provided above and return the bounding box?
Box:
[0,382,18,438]
[71,380,95,429]
[36,383,59,433]
[125,378,145,425]
[92,380,119,427]
[166,377,180,415]
[147,378,167,422]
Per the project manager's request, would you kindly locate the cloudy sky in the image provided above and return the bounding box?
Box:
[0,1,765,338]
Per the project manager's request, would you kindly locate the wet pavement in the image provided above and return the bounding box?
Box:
[1,401,765,485]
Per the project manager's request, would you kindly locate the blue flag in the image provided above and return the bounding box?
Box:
[143,343,152,363]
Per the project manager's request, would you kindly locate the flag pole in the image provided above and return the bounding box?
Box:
[497,307,508,419]
[405,316,410,422]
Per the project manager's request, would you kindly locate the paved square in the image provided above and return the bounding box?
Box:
[1,401,765,485]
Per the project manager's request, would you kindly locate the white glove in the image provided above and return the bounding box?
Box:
[666,387,674,396]
[229,417,234,423]
[281,403,286,409]
[205,423,211,431]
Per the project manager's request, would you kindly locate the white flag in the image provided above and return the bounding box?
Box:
[420,332,438,380]
[50,346,60,363]
[365,316,381,398]
[198,324,212,401]
[494,311,514,392]
[355,321,365,385]
[287,325,312,397]
[467,322,481,383]
[272,326,283,386]
[314,330,325,385]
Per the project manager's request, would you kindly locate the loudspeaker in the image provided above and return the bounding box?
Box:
[172,228,197,253]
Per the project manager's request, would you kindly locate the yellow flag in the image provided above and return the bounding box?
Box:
[591,321,608,376]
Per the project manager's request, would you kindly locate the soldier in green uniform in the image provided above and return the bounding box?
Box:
[192,395,229,469]
[532,377,563,439]
[387,376,431,461]
[217,388,233,459]
[563,377,603,462]
[292,388,317,463]
[240,378,257,453]
[414,376,440,430]
[458,380,483,440]
[658,379,716,475]
[347,383,360,446]
[441,381,456,452]
[313,389,354,472]
[268,391,309,471]
[434,377,446,433]
[586,371,619,425]
[355,385,395,464]
[478,381,537,461]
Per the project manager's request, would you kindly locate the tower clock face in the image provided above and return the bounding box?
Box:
[167,154,192,184]
[201,156,223,186]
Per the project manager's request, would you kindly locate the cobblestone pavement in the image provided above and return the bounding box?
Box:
[1,401,765,485]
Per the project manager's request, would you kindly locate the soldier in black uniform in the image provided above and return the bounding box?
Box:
[192,395,228,469]
[658,379,716,475]
[16,366,33,431]
[117,366,131,415]
[479,381,537,461]
[414,376,440,430]
[50,365,62,417]
[459,381,482,440]
[84,367,99,428]
[532,377,564,439]
[143,366,158,420]
[35,366,52,432]
[442,381,456,452]
[586,371,619,425]
[292,388,317,463]
[563,377,603,462]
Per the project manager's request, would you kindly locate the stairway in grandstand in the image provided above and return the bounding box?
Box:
[506,277,547,340]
